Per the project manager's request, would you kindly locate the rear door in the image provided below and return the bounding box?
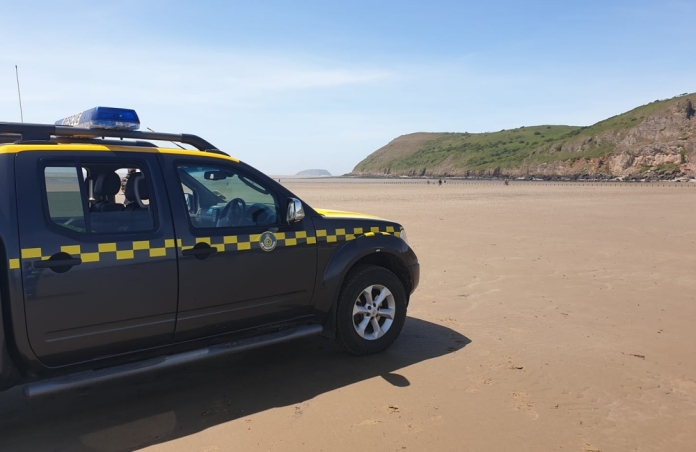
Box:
[15,150,178,367]
[160,155,318,340]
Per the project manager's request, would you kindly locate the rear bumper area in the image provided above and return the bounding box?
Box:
[408,263,420,294]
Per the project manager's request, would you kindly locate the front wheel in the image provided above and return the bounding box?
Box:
[336,265,407,355]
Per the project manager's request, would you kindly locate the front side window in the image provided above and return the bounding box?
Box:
[177,164,279,229]
[43,161,156,234]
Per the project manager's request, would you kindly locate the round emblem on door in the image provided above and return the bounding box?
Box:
[259,231,277,252]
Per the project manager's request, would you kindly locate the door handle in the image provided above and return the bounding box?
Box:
[181,243,217,259]
[33,254,82,272]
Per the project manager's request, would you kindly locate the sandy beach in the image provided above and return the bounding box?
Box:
[0,181,694,452]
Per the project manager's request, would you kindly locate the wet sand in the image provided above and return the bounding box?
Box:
[0,181,694,451]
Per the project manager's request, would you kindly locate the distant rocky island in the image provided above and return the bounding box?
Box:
[351,92,695,181]
[295,169,332,177]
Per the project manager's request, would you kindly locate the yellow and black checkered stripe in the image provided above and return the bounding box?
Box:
[180,230,317,252]
[7,225,402,269]
[316,225,399,243]
[8,238,179,270]
[178,226,400,251]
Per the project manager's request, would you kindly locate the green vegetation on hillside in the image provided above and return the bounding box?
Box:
[353,93,695,175]
[385,126,582,172]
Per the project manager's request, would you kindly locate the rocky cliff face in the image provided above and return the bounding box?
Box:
[518,98,695,180]
[352,96,695,180]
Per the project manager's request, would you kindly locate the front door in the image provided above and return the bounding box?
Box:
[16,151,178,367]
[160,156,318,340]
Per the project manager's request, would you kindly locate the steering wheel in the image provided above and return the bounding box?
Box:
[217,198,247,227]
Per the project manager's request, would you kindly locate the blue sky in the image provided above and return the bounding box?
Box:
[1,1,694,175]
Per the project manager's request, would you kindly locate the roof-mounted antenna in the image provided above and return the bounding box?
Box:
[146,127,185,149]
[15,65,24,123]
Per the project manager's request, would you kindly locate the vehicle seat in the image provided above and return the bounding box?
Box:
[124,173,150,210]
[91,172,122,212]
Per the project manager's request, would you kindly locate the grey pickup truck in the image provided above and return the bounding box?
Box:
[0,107,419,397]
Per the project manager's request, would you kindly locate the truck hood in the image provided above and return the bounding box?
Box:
[314,208,382,220]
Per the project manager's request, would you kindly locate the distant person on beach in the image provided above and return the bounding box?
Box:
[504,178,509,186]
[438,179,442,186]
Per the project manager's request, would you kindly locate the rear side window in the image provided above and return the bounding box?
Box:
[42,161,156,235]
[45,166,86,233]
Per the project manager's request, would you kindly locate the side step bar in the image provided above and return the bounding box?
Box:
[24,324,323,399]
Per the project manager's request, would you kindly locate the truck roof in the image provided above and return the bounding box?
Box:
[0,142,240,163]
[0,121,238,162]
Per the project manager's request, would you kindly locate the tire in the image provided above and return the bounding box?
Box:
[335,264,408,355]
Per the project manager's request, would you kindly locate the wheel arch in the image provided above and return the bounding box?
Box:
[314,234,415,339]
[349,252,413,298]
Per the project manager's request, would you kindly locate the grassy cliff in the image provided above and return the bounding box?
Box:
[352,93,696,179]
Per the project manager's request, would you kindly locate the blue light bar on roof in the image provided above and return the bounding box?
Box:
[55,107,140,130]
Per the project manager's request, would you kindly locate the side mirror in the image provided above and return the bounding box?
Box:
[286,198,305,223]
[184,193,195,213]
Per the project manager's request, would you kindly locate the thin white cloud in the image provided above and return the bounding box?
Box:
[0,45,392,115]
